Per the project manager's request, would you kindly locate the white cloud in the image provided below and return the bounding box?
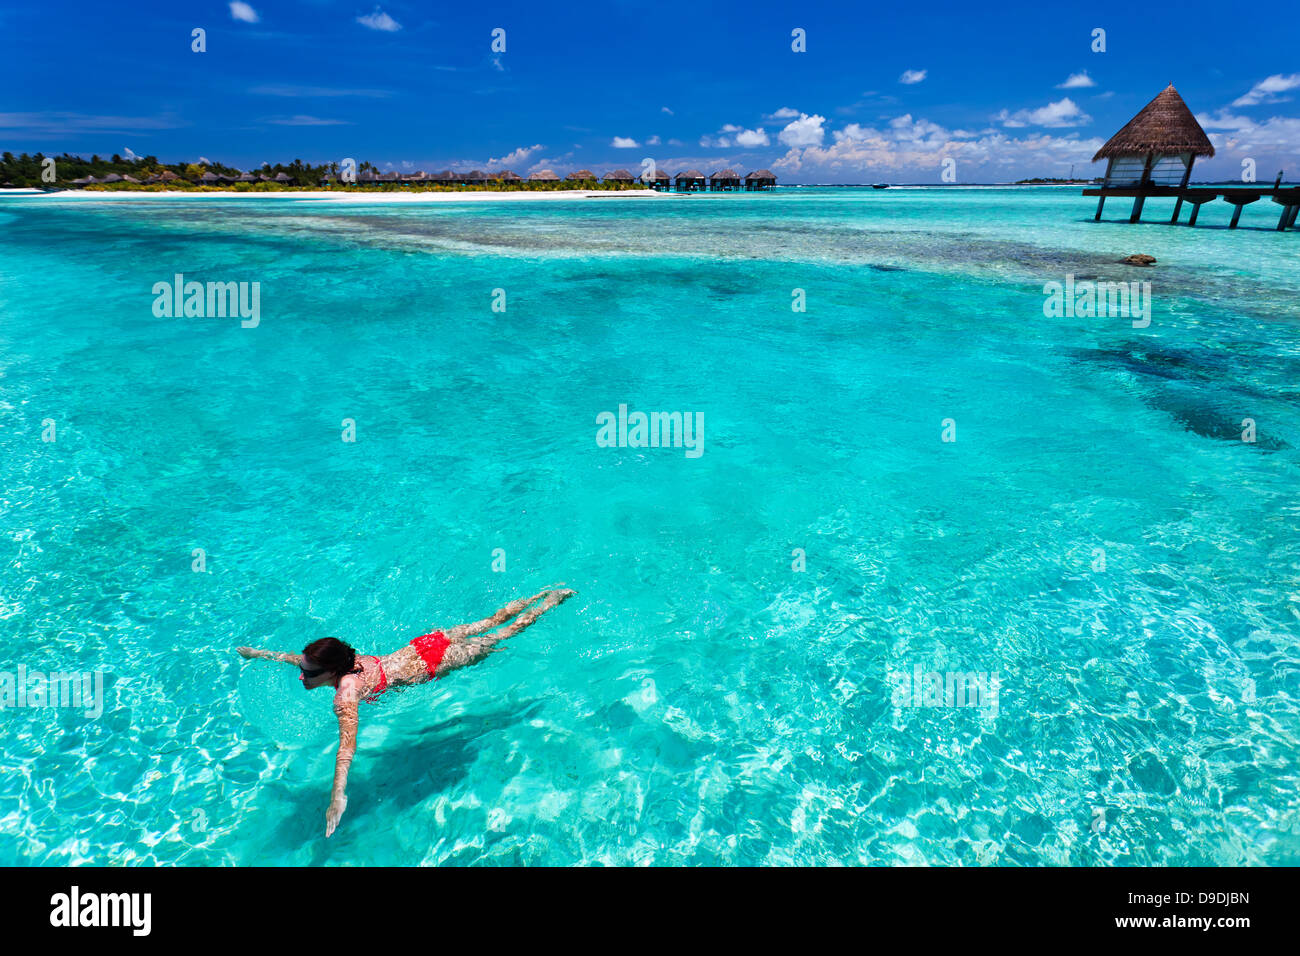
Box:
[767,107,800,121]
[899,69,927,85]
[198,156,211,165]
[647,135,661,146]
[1232,73,1300,107]
[487,144,543,167]
[611,136,639,148]
[996,97,1090,128]
[778,113,826,147]
[661,106,674,115]
[1197,109,1300,152]
[735,127,770,147]
[1057,71,1096,89]
[266,115,351,125]
[250,84,391,98]
[229,2,259,23]
[774,114,1104,180]
[357,7,402,31]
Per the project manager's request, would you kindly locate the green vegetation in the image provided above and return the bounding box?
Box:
[0,152,650,191]
[0,152,333,188]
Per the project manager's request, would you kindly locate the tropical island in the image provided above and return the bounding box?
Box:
[0,152,776,193]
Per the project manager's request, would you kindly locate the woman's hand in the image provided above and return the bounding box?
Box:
[236,647,256,658]
[326,793,348,837]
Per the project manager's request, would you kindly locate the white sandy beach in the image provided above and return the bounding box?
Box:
[1,188,676,202]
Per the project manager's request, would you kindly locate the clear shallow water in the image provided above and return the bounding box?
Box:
[1,187,1297,865]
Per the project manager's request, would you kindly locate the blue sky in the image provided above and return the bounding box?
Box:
[2,0,1297,182]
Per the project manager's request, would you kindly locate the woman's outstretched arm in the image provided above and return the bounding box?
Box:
[326,698,359,837]
[236,647,302,665]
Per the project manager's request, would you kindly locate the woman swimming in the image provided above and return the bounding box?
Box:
[236,586,575,837]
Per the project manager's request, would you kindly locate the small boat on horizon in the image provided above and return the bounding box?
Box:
[872,183,890,189]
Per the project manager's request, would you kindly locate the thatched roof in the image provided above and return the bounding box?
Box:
[72,176,96,185]
[123,175,141,184]
[274,172,293,182]
[745,169,776,180]
[431,169,458,181]
[1093,84,1214,161]
[676,169,705,179]
[159,170,180,181]
[465,169,489,181]
[200,171,219,182]
[495,170,521,181]
[238,172,257,182]
[568,169,596,179]
[646,169,671,181]
[100,173,123,182]
[604,169,634,181]
[710,168,739,179]
[529,169,560,181]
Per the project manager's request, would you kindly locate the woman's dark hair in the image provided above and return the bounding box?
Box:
[302,637,360,677]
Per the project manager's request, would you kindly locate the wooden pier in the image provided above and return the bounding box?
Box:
[1081,83,1297,232]
[1084,184,1300,229]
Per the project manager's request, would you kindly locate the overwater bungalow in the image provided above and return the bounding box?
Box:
[529,169,561,183]
[646,169,672,190]
[1084,85,1297,229]
[430,169,459,185]
[745,169,776,190]
[465,170,490,185]
[710,168,741,191]
[676,169,705,192]
[604,169,634,184]
[496,170,522,184]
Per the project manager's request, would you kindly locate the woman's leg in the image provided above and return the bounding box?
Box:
[438,589,575,675]
[442,588,561,641]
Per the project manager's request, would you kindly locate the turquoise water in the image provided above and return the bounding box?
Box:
[1,186,1297,865]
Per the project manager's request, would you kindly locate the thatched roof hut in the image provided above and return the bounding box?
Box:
[159,170,180,182]
[100,173,124,183]
[430,169,459,183]
[675,168,705,191]
[604,169,634,183]
[72,176,97,185]
[465,169,490,183]
[122,175,142,184]
[1092,84,1214,187]
[273,172,293,183]
[568,169,596,180]
[495,170,522,182]
[709,168,740,190]
[199,171,219,183]
[528,169,561,181]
